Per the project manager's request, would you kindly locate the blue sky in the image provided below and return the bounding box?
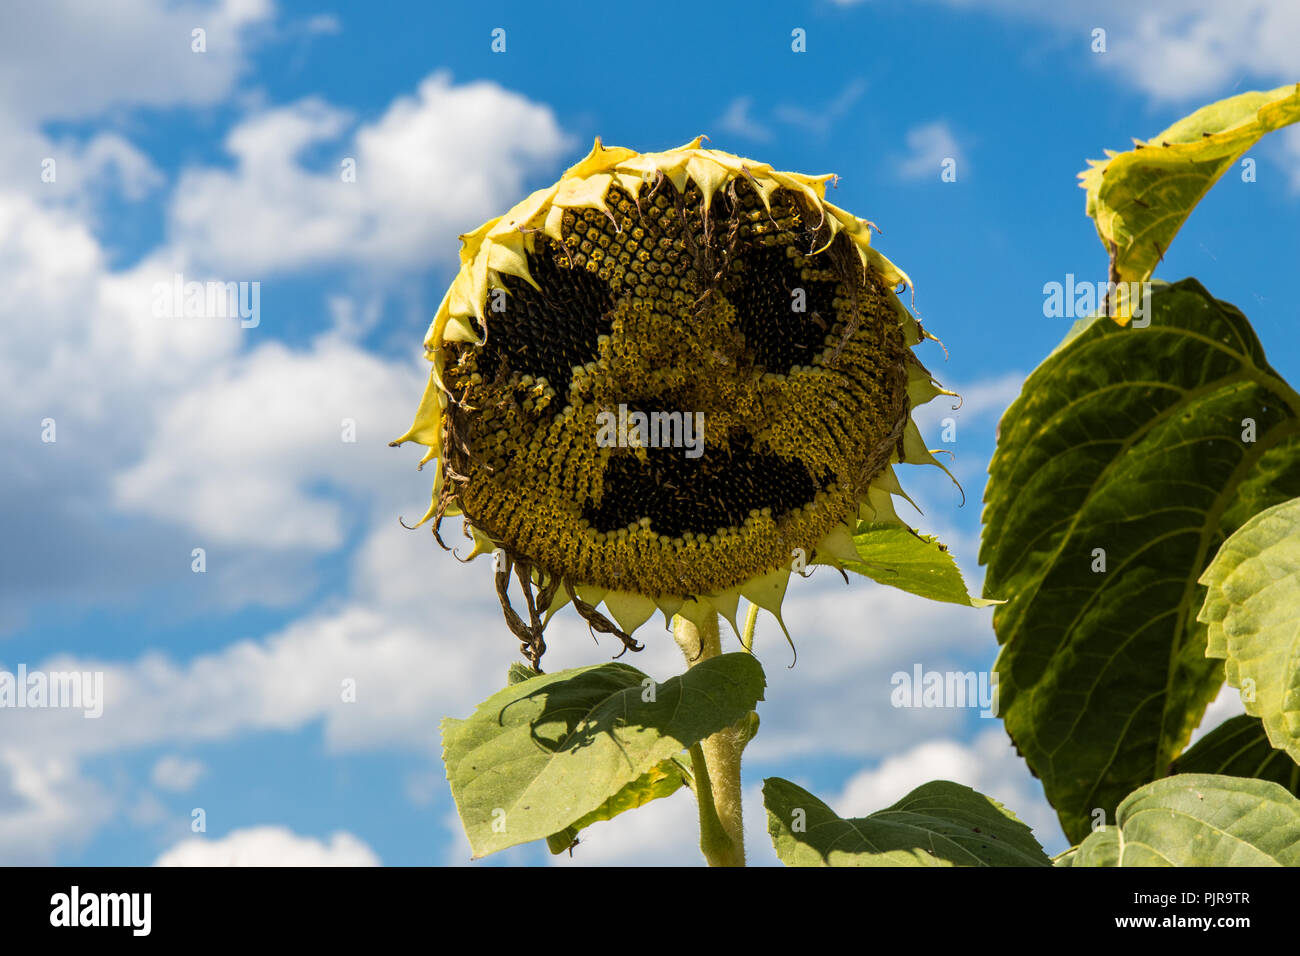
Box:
[0,0,1296,866]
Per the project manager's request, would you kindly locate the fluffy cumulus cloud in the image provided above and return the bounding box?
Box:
[155,825,380,866]
[168,72,572,274]
[0,0,270,210]
[0,194,246,626]
[0,567,504,766]
[1097,0,1300,101]
[113,334,428,551]
[0,0,271,122]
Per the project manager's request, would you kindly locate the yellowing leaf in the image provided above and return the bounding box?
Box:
[1079,83,1300,311]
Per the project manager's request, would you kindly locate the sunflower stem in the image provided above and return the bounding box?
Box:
[740,602,759,653]
[674,612,746,867]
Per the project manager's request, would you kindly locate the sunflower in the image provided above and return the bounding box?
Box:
[392,138,951,668]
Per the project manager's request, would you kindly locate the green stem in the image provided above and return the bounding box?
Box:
[688,743,734,864]
[740,602,759,653]
[674,612,746,867]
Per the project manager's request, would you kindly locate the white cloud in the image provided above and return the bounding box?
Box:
[17,131,167,212]
[896,120,965,181]
[0,750,111,865]
[836,728,1066,852]
[150,756,207,792]
[0,191,242,438]
[771,78,867,136]
[850,0,1300,102]
[113,334,428,551]
[0,511,515,764]
[1103,1,1300,102]
[0,0,272,122]
[0,519,516,863]
[155,825,380,866]
[0,194,246,624]
[717,97,773,142]
[4,609,494,759]
[73,133,166,201]
[715,80,867,146]
[169,72,572,274]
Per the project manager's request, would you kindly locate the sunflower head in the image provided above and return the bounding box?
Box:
[392,138,951,666]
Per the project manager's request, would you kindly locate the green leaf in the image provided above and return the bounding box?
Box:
[506,661,536,685]
[1080,84,1300,291]
[980,279,1300,843]
[1172,715,1300,796]
[441,653,765,857]
[762,777,1051,867]
[1199,496,1300,761]
[545,757,691,855]
[1068,773,1300,866]
[846,522,999,607]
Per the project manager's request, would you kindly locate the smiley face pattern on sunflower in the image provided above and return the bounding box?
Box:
[439,176,910,598]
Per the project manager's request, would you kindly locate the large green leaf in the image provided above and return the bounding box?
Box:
[1172,715,1300,796]
[1080,84,1300,292]
[1065,773,1300,866]
[1199,496,1300,761]
[763,777,1050,867]
[980,279,1300,843]
[846,522,999,607]
[441,654,765,857]
[545,757,690,855]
